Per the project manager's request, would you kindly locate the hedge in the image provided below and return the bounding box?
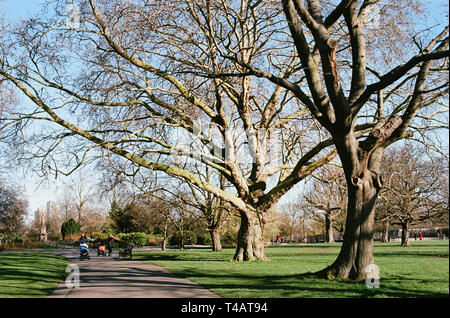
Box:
[147,234,164,246]
[117,232,147,247]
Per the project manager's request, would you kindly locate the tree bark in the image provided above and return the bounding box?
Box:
[233,211,267,261]
[325,214,335,243]
[317,168,381,281]
[401,222,410,247]
[210,226,223,252]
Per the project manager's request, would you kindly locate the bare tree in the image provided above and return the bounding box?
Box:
[177,172,231,252]
[303,165,346,243]
[379,144,448,246]
[159,191,197,250]
[0,1,447,273]
[228,0,448,279]
[0,0,344,261]
[278,200,310,242]
[63,172,96,225]
[374,197,392,243]
[56,192,76,222]
[0,9,19,168]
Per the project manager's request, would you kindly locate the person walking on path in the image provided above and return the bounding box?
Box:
[107,235,115,256]
[78,233,88,245]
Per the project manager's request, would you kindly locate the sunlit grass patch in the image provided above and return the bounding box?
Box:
[134,240,449,298]
[0,253,69,298]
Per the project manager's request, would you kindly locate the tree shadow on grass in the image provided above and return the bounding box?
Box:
[267,244,342,250]
[0,267,66,282]
[131,251,448,298]
[0,282,59,298]
[0,253,68,297]
[133,252,231,263]
[374,251,449,258]
[295,271,448,298]
[164,267,448,298]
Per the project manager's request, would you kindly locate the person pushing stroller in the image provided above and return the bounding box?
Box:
[97,240,107,256]
[78,233,90,260]
[107,235,115,256]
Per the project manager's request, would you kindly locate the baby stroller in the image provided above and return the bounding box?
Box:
[79,243,90,260]
[97,242,107,256]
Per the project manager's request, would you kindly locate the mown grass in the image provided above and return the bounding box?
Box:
[134,240,449,298]
[0,253,69,298]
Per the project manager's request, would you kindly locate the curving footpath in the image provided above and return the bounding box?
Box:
[46,249,220,298]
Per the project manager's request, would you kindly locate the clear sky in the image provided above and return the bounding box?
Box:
[1,0,448,220]
[2,0,448,21]
[1,0,46,20]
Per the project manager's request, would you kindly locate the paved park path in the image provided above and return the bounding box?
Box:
[45,248,220,298]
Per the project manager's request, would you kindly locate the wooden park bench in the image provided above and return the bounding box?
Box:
[119,246,133,259]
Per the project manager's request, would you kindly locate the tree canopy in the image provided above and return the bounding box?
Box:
[0,0,448,279]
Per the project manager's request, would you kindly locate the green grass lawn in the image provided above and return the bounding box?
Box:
[0,253,69,298]
[134,240,449,298]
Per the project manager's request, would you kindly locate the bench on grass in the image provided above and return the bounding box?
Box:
[119,246,133,259]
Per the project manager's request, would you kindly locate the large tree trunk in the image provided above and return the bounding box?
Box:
[210,226,223,252]
[317,168,381,281]
[325,214,335,243]
[233,211,267,261]
[315,129,386,281]
[401,222,410,247]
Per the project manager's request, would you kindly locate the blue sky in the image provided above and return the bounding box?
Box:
[2,0,448,26]
[1,0,46,20]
